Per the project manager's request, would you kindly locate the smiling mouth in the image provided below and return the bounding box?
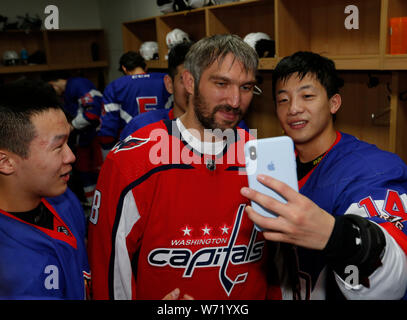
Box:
[60,171,71,181]
[289,120,307,129]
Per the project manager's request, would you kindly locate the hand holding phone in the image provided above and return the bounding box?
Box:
[244,136,298,231]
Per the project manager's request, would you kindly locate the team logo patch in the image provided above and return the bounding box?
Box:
[79,92,94,106]
[148,204,265,296]
[57,225,70,236]
[112,136,150,153]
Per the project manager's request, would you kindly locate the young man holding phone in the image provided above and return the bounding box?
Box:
[241,51,407,300]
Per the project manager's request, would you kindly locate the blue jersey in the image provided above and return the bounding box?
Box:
[295,132,407,299]
[0,189,90,299]
[64,77,103,147]
[99,73,171,139]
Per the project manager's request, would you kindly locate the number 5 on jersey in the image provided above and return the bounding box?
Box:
[137,97,158,114]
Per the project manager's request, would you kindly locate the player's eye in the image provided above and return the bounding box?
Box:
[303,94,314,99]
[241,84,254,92]
[277,97,288,104]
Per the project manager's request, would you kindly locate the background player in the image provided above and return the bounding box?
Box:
[120,42,193,139]
[0,79,90,299]
[88,34,279,300]
[120,41,250,141]
[44,71,103,210]
[241,51,407,299]
[98,51,171,156]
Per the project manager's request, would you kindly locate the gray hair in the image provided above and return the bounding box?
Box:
[184,34,259,87]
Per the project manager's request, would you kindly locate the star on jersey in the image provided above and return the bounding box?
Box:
[220,225,229,235]
[202,225,211,236]
[181,226,192,236]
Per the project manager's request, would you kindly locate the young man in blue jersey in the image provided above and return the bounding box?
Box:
[241,51,407,299]
[0,79,90,299]
[98,51,171,156]
[120,42,193,140]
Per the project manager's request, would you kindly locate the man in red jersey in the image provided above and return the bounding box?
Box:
[88,34,280,300]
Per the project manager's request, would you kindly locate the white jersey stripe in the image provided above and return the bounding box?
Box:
[113,189,140,299]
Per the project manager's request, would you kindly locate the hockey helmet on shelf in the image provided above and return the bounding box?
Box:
[139,41,159,60]
[2,50,19,66]
[243,32,275,58]
[166,28,191,49]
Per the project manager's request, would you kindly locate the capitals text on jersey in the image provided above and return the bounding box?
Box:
[148,204,265,296]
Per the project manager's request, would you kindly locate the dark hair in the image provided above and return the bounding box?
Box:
[167,41,194,79]
[119,51,146,73]
[272,51,344,102]
[0,79,62,158]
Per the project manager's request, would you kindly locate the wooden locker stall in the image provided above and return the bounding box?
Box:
[121,0,407,162]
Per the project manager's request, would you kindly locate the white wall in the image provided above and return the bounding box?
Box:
[0,0,102,29]
[98,0,161,81]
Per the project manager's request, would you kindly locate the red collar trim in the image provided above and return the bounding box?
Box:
[0,199,77,249]
[168,108,174,120]
[298,131,342,190]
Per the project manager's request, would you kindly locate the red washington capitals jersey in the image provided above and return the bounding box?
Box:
[88,119,276,300]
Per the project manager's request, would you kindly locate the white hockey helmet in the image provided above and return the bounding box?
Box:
[243,32,271,49]
[166,28,191,49]
[157,0,174,14]
[2,50,19,66]
[243,32,275,57]
[189,0,211,8]
[139,41,159,60]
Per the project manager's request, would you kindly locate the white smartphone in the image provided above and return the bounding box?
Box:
[244,136,298,231]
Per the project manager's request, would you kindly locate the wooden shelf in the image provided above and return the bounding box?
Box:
[0,64,48,74]
[328,55,382,70]
[122,0,407,71]
[146,59,167,70]
[276,0,381,60]
[0,61,109,74]
[122,0,407,162]
[0,29,108,76]
[123,0,275,69]
[258,57,279,70]
[383,54,407,69]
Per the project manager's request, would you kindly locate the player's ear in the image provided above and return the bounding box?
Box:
[164,74,174,95]
[182,69,194,96]
[0,150,17,175]
[329,93,342,115]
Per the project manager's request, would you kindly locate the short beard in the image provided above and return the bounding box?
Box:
[193,87,242,131]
